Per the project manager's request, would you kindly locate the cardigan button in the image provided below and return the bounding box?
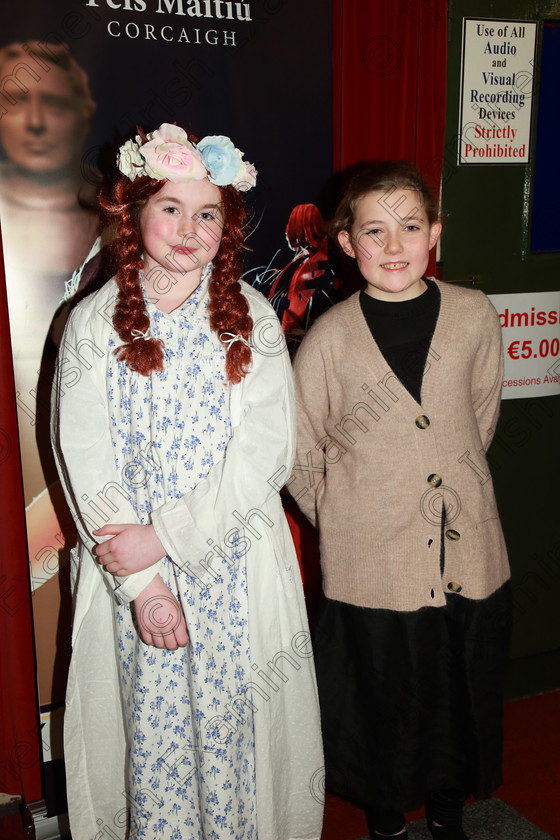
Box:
[427,473,442,487]
[415,415,430,429]
[445,529,461,541]
[447,581,463,593]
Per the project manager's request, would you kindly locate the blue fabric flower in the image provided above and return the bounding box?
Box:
[197,136,242,186]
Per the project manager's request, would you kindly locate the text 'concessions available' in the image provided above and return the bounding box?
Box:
[488,291,560,400]
[459,19,536,164]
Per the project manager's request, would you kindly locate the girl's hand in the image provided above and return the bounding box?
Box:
[93,523,165,576]
[133,574,189,650]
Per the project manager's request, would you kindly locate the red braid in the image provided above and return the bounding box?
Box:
[208,184,253,384]
[100,176,165,375]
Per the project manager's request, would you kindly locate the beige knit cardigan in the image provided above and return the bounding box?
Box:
[289,279,510,612]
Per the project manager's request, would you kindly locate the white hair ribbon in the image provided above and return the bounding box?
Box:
[131,328,153,341]
[220,332,252,351]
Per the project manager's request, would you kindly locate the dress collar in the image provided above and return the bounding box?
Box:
[142,262,213,322]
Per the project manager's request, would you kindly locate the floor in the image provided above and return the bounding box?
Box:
[320,690,560,840]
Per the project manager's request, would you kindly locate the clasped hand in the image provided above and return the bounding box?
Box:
[93,523,165,576]
[132,574,189,650]
[93,525,189,649]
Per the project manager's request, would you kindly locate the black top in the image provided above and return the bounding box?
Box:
[359,278,440,404]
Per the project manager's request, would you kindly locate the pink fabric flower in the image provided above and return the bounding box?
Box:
[141,124,207,183]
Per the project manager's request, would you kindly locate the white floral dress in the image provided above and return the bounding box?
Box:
[108,272,255,837]
[52,269,323,840]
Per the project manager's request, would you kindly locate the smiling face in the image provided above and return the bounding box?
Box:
[338,188,441,301]
[0,62,89,176]
[139,177,224,299]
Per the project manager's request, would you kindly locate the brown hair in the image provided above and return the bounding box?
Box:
[330,160,440,244]
[100,151,252,383]
[0,41,95,119]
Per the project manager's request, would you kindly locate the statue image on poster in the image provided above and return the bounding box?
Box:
[249,203,340,350]
[0,42,99,593]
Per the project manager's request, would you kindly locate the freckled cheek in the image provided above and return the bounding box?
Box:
[197,223,223,251]
[413,242,432,266]
[142,217,173,246]
[354,238,379,265]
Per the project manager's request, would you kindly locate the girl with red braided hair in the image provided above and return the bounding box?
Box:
[51,124,323,840]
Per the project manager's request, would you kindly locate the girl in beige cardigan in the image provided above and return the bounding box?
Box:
[290,162,510,840]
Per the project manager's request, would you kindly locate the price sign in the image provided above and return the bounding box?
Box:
[488,291,560,400]
[507,337,560,360]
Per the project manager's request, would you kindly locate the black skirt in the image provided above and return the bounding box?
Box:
[313,582,511,813]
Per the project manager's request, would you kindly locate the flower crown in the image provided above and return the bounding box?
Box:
[117,123,257,192]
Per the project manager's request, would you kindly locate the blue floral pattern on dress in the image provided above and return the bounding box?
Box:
[106,268,256,838]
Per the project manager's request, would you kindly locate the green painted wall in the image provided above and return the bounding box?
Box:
[441,0,560,697]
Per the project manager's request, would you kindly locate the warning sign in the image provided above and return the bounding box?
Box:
[458,18,537,164]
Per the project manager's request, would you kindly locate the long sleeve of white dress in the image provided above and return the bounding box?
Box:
[51,306,164,610]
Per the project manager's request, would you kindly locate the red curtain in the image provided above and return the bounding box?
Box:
[333,0,447,274]
[0,226,42,807]
[334,0,448,172]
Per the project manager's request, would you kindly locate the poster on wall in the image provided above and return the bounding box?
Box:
[458,18,536,164]
[489,291,560,399]
[0,0,332,741]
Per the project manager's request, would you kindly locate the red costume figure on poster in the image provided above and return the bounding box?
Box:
[269,203,339,335]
